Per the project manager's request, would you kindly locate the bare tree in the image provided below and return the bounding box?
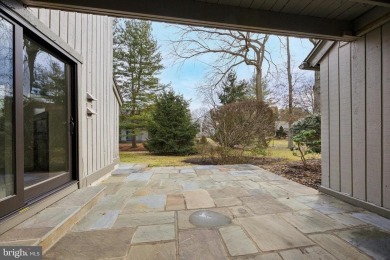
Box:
[169,26,272,101]
[295,80,316,113]
[274,37,316,148]
[283,36,294,149]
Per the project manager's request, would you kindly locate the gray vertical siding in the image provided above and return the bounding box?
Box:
[339,43,352,195]
[30,8,120,181]
[320,56,330,188]
[320,22,390,210]
[383,23,390,209]
[329,46,340,191]
[351,37,366,201]
[366,28,382,206]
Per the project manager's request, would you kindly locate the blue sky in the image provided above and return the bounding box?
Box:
[151,21,315,110]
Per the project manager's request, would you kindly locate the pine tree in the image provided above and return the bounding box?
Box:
[217,71,249,105]
[113,19,164,148]
[145,90,198,155]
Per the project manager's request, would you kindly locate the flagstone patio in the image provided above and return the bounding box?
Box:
[5,164,390,259]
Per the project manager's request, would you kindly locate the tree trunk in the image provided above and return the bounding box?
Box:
[131,136,137,148]
[255,67,263,101]
[313,70,320,113]
[286,37,293,149]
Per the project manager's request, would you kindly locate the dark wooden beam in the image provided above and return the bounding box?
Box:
[348,0,390,8]
[354,6,390,36]
[22,0,356,40]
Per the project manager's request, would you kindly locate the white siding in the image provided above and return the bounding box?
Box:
[320,21,390,210]
[30,8,120,182]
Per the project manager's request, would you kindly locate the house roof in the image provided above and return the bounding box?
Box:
[299,40,335,71]
[22,0,390,41]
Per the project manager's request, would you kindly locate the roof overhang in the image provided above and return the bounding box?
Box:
[300,41,335,71]
[20,0,390,41]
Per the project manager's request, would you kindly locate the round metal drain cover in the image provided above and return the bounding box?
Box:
[189,210,232,228]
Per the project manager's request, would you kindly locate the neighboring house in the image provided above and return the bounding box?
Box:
[0,1,121,231]
[120,129,148,142]
[275,121,289,131]
[301,25,390,216]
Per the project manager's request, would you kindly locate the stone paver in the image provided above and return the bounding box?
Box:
[92,194,128,212]
[131,224,175,244]
[309,234,371,260]
[184,189,215,209]
[16,207,79,229]
[241,197,291,215]
[166,194,185,210]
[214,197,242,207]
[336,227,390,259]
[219,225,258,256]
[44,228,136,259]
[229,206,254,218]
[280,210,346,233]
[239,214,314,251]
[279,246,336,259]
[127,242,176,259]
[351,211,390,231]
[327,213,367,227]
[276,197,311,210]
[234,253,282,260]
[126,172,153,182]
[208,187,250,198]
[113,212,175,228]
[0,228,50,242]
[73,210,120,231]
[27,164,389,259]
[123,194,166,213]
[179,229,228,260]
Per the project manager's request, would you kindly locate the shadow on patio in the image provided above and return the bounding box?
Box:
[3,164,390,259]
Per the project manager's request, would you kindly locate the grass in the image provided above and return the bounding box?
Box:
[120,152,198,167]
[267,139,321,162]
[119,139,321,166]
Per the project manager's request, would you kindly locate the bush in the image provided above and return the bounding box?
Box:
[200,100,274,163]
[291,114,321,166]
[275,126,287,139]
[205,100,274,149]
[144,90,198,155]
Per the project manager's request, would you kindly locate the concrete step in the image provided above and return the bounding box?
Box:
[0,186,106,253]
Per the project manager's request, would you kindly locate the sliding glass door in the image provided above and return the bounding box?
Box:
[0,12,74,218]
[22,36,72,200]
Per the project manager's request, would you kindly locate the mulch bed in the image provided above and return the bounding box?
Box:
[260,159,321,190]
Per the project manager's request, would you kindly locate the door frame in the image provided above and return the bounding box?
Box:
[0,15,24,217]
[0,6,79,218]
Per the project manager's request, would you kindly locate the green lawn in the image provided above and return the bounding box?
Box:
[120,152,198,167]
[267,139,321,161]
[120,139,321,166]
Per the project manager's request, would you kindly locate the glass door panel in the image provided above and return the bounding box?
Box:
[0,17,14,201]
[23,36,70,195]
